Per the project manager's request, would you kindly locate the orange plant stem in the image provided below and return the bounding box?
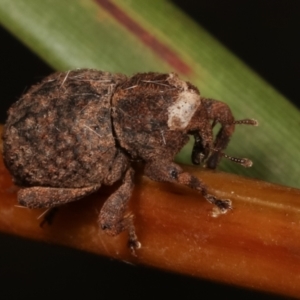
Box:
[0,125,299,298]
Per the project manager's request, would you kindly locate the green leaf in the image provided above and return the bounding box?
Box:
[0,0,299,188]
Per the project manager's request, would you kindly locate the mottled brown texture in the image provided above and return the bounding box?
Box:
[2,69,256,253]
[3,69,127,188]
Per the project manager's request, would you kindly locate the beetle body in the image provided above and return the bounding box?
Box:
[2,69,257,253]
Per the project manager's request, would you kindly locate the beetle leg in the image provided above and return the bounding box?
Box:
[18,184,101,209]
[191,132,210,165]
[145,161,231,212]
[99,168,140,254]
[39,207,59,227]
[104,150,129,185]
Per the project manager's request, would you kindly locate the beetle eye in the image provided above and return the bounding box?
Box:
[170,169,178,179]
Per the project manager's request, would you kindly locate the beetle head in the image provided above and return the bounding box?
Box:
[187,97,258,169]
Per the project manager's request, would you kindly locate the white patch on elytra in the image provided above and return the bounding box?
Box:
[167,90,201,130]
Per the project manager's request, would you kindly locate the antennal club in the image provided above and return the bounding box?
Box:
[234,119,258,126]
[221,153,253,168]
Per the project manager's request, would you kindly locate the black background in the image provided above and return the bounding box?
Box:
[0,1,298,299]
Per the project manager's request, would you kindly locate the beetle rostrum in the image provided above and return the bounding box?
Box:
[2,69,257,253]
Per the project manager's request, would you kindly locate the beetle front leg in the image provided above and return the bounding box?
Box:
[145,161,231,212]
[99,168,140,254]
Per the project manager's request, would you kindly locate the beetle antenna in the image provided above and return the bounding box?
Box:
[234,119,258,126]
[221,153,253,168]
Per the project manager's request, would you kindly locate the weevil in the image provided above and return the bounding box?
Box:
[2,69,257,253]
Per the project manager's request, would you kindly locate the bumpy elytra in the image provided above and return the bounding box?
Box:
[2,69,257,253]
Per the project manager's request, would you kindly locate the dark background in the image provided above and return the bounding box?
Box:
[0,1,298,299]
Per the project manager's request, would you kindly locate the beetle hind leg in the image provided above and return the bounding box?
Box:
[18,184,101,209]
[39,207,59,227]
